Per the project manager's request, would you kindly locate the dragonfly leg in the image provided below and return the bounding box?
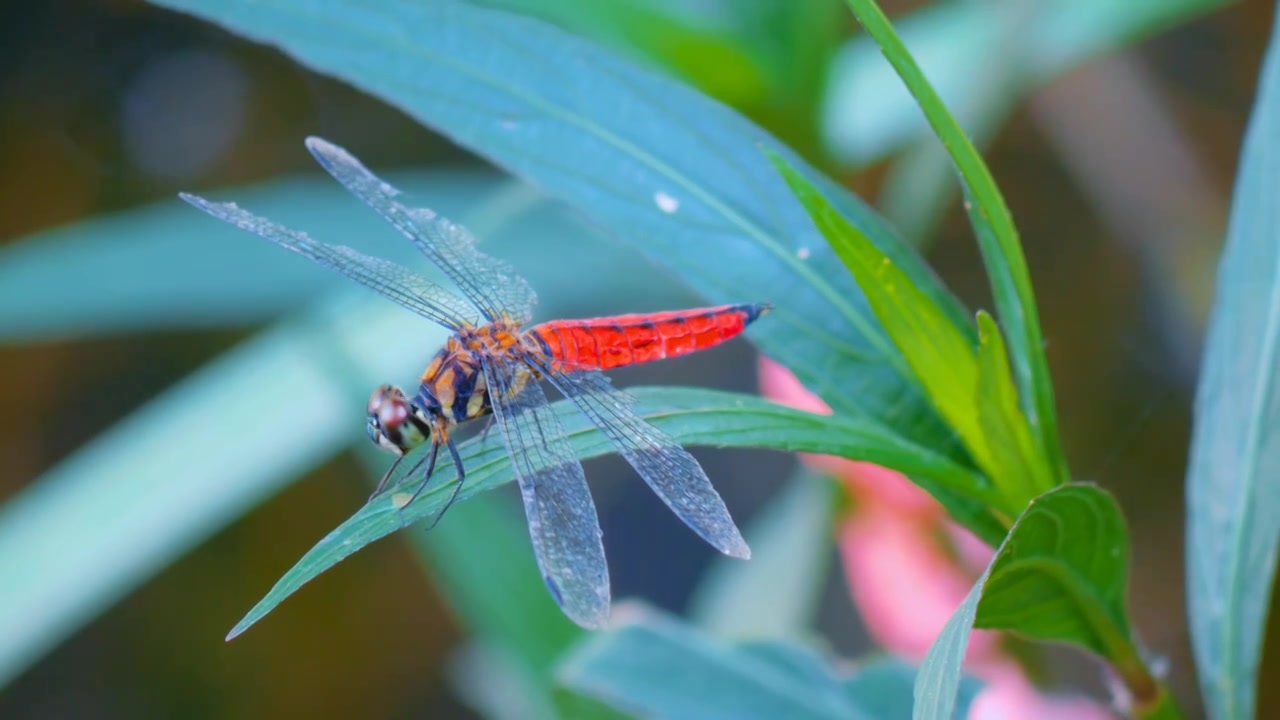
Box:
[425,438,467,530]
[370,452,407,501]
[370,439,437,502]
[401,440,442,507]
[475,415,496,445]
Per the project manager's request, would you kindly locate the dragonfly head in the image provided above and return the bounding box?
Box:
[366,384,432,455]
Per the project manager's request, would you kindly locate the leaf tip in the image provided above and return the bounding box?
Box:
[975,310,999,342]
[226,605,267,642]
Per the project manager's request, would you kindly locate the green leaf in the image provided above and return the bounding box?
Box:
[1186,7,1280,719]
[824,0,1229,168]
[480,0,846,161]
[877,3,1030,248]
[226,387,982,640]
[145,0,984,499]
[556,605,869,720]
[556,615,984,720]
[688,468,835,639]
[914,484,1152,719]
[841,0,1067,487]
[481,0,764,90]
[769,151,1015,512]
[845,657,980,720]
[913,558,993,720]
[975,311,1052,507]
[974,485,1133,658]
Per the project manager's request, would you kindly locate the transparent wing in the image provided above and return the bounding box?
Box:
[481,356,610,628]
[306,137,538,324]
[180,193,479,329]
[532,361,750,559]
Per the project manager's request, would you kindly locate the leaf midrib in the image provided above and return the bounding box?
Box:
[980,556,1127,659]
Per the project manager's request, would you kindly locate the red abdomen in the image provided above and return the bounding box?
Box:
[528,303,770,372]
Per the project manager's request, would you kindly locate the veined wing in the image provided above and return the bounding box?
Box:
[306,138,538,325]
[480,356,610,628]
[531,360,750,559]
[180,193,480,330]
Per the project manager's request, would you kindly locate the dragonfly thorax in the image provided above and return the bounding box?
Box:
[415,322,532,426]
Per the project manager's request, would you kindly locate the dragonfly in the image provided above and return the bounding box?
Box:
[180,138,769,629]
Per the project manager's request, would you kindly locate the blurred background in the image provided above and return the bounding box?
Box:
[0,0,1270,717]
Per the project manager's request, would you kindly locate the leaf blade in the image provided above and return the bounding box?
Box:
[974,311,1053,506]
[841,0,1067,486]
[846,657,981,720]
[973,485,1132,658]
[912,566,990,720]
[226,387,981,639]
[915,484,1151,718]
[555,606,865,720]
[1186,7,1280,719]
[762,153,993,481]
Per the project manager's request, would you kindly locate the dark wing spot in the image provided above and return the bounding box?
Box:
[543,575,564,607]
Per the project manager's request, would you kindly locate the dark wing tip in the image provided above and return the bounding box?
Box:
[545,575,611,629]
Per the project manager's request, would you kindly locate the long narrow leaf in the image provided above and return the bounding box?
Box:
[912,557,993,720]
[769,153,991,487]
[557,606,868,720]
[1186,6,1280,718]
[227,387,982,640]
[974,312,1053,506]
[847,658,980,720]
[841,0,1067,487]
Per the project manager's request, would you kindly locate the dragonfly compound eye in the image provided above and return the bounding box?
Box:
[366,384,430,455]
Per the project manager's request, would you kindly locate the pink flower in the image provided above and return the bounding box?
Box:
[757,357,936,516]
[839,501,1002,663]
[758,357,1113,719]
[968,663,1116,720]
